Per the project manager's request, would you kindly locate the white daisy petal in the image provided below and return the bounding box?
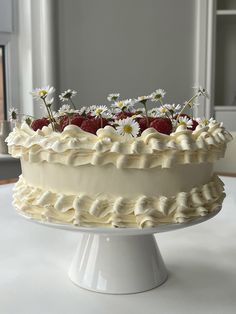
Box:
[58,104,76,116]
[31,86,55,101]
[151,89,166,102]
[115,117,140,139]
[8,107,18,121]
[59,89,77,102]
[178,116,193,128]
[137,94,152,102]
[196,117,216,127]
[107,93,120,102]
[111,99,135,113]
[91,105,111,118]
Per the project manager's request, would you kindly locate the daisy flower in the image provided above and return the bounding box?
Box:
[151,89,166,102]
[164,104,182,112]
[130,113,143,119]
[193,86,209,98]
[86,105,97,114]
[46,97,54,107]
[58,104,75,116]
[107,93,120,102]
[59,89,77,102]
[91,105,109,118]
[148,108,159,117]
[196,117,216,127]
[136,107,145,114]
[115,117,140,139]
[78,106,88,116]
[157,105,169,116]
[31,86,55,101]
[31,86,56,131]
[111,99,134,112]
[178,116,193,128]
[59,89,77,110]
[23,116,32,126]
[8,107,18,121]
[137,95,152,103]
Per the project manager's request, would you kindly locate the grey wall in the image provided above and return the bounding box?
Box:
[57,0,196,106]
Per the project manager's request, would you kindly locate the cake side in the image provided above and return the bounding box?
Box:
[20,160,214,197]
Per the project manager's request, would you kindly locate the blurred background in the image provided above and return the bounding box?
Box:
[0,0,235,180]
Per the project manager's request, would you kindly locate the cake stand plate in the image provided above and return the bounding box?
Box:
[17,207,221,294]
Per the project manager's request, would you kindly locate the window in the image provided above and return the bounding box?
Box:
[0,46,6,121]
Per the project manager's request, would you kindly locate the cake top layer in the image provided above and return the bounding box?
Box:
[6,120,232,169]
[6,86,232,169]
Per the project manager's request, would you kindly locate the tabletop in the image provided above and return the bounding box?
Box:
[0,177,236,314]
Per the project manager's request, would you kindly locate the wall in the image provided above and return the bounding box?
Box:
[57,0,196,107]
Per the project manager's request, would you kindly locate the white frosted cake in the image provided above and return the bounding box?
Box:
[6,87,232,228]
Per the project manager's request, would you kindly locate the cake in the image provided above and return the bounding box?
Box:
[6,87,232,228]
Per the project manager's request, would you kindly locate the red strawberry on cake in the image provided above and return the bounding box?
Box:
[31,118,49,131]
[150,117,172,135]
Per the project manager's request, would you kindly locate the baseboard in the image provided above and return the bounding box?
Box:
[215,172,236,177]
[0,178,18,185]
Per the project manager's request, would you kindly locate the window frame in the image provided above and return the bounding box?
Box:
[0,0,20,121]
[0,45,7,119]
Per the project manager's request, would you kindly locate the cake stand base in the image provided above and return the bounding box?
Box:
[68,233,168,294]
[18,206,221,294]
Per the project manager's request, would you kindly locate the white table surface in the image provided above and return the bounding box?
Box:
[1,177,236,314]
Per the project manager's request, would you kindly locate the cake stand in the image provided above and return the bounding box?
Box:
[18,207,221,294]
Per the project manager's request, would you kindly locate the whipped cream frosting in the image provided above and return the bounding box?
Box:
[6,121,232,169]
[13,175,225,228]
[20,159,214,198]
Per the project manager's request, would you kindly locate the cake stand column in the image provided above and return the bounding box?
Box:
[68,233,168,294]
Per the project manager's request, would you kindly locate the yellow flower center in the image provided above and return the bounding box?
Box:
[123,124,132,134]
[160,107,167,113]
[39,90,47,97]
[96,108,103,115]
[178,121,186,126]
[117,101,124,108]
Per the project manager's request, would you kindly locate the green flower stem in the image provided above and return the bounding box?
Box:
[143,102,149,127]
[42,98,55,131]
[47,107,56,131]
[69,98,76,110]
[177,93,199,120]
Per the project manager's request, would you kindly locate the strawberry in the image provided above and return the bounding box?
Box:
[189,119,198,131]
[80,118,99,134]
[95,117,109,128]
[137,117,154,133]
[86,112,94,119]
[115,112,134,120]
[59,114,86,131]
[59,116,69,131]
[150,118,172,135]
[31,118,49,131]
[71,114,85,127]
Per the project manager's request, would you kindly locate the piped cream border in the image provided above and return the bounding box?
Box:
[6,121,232,169]
[13,174,225,228]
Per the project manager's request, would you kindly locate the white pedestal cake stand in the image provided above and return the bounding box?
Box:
[18,207,221,294]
